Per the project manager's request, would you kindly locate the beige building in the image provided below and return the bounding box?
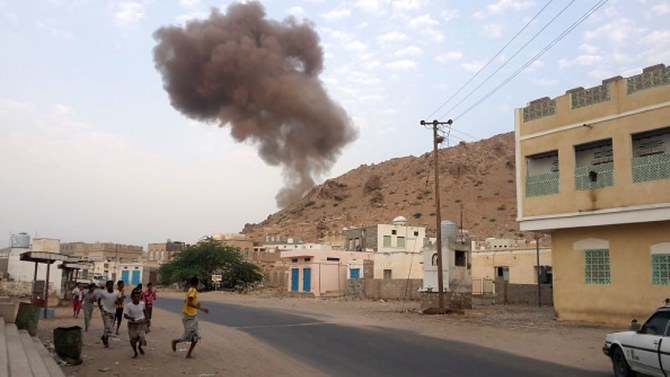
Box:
[471,246,552,285]
[61,242,143,261]
[147,241,185,264]
[515,64,670,324]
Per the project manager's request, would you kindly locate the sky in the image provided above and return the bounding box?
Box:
[1,0,668,249]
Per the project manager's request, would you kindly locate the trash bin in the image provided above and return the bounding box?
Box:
[15,302,40,336]
[53,326,83,365]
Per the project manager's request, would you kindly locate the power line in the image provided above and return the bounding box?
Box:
[425,0,556,121]
[453,0,608,121]
[440,0,578,120]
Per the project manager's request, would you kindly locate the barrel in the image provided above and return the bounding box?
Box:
[15,302,40,336]
[53,326,83,365]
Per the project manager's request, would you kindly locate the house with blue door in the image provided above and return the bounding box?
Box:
[91,260,158,288]
[281,248,372,296]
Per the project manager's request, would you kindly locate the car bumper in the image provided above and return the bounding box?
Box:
[602,343,610,357]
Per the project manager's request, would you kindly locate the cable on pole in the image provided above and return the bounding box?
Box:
[424,0,556,121]
[453,0,608,121]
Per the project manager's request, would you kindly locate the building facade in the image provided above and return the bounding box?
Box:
[515,64,670,324]
[281,248,373,297]
[147,241,185,264]
[61,242,143,261]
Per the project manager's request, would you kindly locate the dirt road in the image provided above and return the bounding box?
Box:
[36,290,620,376]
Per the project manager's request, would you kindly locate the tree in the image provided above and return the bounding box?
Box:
[158,238,262,290]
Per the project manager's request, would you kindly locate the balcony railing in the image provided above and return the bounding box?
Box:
[632,153,670,183]
[525,172,559,197]
[575,162,614,190]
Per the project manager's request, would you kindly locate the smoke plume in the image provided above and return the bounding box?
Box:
[153,2,357,208]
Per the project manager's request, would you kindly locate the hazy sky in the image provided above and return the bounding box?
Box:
[1,0,668,249]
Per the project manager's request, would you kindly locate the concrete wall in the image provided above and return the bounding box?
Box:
[553,221,670,325]
[6,250,63,296]
[494,278,553,306]
[364,278,422,300]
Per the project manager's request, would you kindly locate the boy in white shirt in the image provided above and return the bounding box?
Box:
[96,280,121,348]
[123,291,147,358]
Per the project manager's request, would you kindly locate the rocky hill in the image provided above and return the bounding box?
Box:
[242,132,520,243]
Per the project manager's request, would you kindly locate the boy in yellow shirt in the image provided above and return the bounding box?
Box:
[171,277,209,358]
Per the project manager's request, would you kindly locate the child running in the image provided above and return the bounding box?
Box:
[171,277,209,358]
[96,280,120,347]
[124,291,147,358]
[142,283,157,333]
[82,283,98,331]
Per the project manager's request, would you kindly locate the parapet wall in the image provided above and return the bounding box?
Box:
[521,63,670,124]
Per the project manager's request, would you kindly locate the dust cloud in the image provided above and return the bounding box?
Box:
[153,2,357,207]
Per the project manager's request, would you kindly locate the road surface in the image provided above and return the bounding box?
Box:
[158,297,609,377]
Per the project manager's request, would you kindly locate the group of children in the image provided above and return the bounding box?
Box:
[72,280,157,358]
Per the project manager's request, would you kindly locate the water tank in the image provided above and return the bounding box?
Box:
[10,232,31,248]
[441,221,458,241]
[392,216,408,226]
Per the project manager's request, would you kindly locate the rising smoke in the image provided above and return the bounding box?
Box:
[153,2,357,208]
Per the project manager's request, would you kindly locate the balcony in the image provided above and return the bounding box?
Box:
[525,172,559,197]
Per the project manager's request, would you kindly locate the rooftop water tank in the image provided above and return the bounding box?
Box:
[392,216,408,226]
[10,232,31,248]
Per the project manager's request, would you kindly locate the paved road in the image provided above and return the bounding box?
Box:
[157,298,610,377]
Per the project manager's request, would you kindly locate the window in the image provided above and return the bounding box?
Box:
[304,257,311,262]
[525,151,559,197]
[291,258,298,263]
[350,268,360,280]
[326,257,340,262]
[397,236,405,248]
[632,127,670,183]
[455,250,466,267]
[496,266,509,281]
[383,269,392,280]
[391,230,397,235]
[575,140,614,190]
[383,235,391,247]
[414,231,419,236]
[652,254,670,285]
[584,249,611,284]
[641,311,670,336]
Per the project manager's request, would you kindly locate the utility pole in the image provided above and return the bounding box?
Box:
[420,119,452,311]
[535,232,542,307]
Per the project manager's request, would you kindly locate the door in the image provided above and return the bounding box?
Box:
[350,268,360,279]
[290,269,299,292]
[303,268,311,292]
[121,270,129,285]
[626,310,670,376]
[131,270,141,285]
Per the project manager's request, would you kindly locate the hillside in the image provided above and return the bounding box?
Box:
[242,132,520,243]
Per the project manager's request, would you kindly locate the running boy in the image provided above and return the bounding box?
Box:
[123,291,147,358]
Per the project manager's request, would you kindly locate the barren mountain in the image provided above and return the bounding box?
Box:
[242,132,519,243]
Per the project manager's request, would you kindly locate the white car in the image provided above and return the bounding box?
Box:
[603,305,670,377]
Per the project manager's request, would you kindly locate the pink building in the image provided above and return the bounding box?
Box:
[281,249,373,296]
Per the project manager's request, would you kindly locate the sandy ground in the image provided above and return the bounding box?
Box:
[34,290,622,377]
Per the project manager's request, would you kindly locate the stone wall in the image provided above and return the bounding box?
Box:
[364,279,422,300]
[420,291,472,310]
[495,278,553,306]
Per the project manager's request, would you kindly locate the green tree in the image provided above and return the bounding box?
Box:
[158,238,262,290]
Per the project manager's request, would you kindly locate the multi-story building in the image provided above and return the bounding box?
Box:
[515,63,670,324]
[345,216,426,280]
[61,242,143,261]
[146,240,185,264]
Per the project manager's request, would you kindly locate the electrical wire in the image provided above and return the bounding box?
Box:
[424,0,556,121]
[439,0,578,120]
[453,0,609,121]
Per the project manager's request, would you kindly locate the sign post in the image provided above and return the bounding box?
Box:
[211,274,222,291]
